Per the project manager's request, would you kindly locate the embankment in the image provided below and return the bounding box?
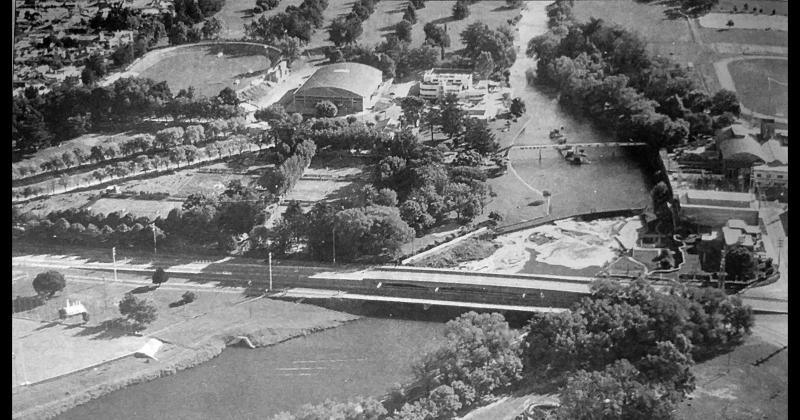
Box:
[12,309,358,420]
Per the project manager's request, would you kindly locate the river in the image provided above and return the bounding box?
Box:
[55,318,447,420]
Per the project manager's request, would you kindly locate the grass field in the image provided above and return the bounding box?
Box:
[728,58,788,117]
[116,167,260,198]
[216,0,306,40]
[359,1,521,51]
[713,0,788,16]
[137,44,273,98]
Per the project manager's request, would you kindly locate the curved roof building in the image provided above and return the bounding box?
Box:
[292,62,383,116]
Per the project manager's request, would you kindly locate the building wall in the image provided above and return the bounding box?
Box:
[752,167,788,188]
[293,94,364,116]
[682,204,759,228]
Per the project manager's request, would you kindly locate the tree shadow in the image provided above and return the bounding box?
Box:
[12,295,45,314]
[492,5,515,12]
[169,300,187,308]
[378,24,398,32]
[33,320,61,331]
[130,285,156,294]
[430,16,455,25]
[74,318,132,340]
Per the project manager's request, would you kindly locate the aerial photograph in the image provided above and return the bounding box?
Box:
[12,0,787,419]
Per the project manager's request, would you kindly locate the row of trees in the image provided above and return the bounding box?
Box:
[15,179,274,253]
[327,0,382,47]
[527,0,739,149]
[13,116,250,181]
[13,76,245,157]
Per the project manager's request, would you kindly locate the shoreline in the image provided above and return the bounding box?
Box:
[13,313,360,420]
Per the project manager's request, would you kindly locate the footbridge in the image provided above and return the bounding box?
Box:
[512,142,648,151]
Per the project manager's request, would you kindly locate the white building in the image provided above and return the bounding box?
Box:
[419,68,485,101]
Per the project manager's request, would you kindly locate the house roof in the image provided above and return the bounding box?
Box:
[760,139,788,164]
[718,136,767,163]
[295,62,383,99]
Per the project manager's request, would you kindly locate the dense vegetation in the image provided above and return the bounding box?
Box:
[13,77,245,158]
[527,0,739,150]
[274,279,753,420]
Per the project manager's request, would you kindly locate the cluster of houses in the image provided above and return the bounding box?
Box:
[665,118,788,202]
[13,0,173,96]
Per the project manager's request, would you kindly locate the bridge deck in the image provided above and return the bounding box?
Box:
[361,269,592,293]
[274,288,569,313]
[512,142,647,150]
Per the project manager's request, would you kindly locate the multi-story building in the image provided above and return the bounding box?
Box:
[419,68,485,101]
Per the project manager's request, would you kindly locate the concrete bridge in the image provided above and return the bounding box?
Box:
[267,266,601,313]
[512,142,648,151]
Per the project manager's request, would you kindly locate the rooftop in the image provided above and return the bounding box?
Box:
[295,62,383,99]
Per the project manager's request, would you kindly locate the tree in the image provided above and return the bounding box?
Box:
[61,151,76,169]
[402,4,417,24]
[726,19,734,28]
[439,93,466,138]
[400,96,425,127]
[395,20,413,43]
[410,0,426,9]
[152,267,169,287]
[463,118,498,155]
[257,0,281,11]
[558,360,678,420]
[218,87,240,106]
[329,16,363,47]
[724,246,757,281]
[201,17,223,39]
[710,89,740,116]
[118,293,157,330]
[278,397,387,420]
[111,43,135,67]
[33,271,66,299]
[414,312,522,400]
[452,0,470,20]
[510,97,526,117]
[255,103,289,122]
[169,21,189,45]
[424,22,450,49]
[474,51,495,81]
[506,0,523,8]
[315,101,338,118]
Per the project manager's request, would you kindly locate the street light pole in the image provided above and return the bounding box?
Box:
[112,246,118,282]
[332,226,336,264]
[266,239,273,292]
[152,224,157,255]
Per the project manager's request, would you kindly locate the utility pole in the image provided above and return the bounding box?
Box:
[332,226,336,264]
[112,247,118,282]
[152,224,157,255]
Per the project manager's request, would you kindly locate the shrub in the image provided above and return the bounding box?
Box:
[182,291,197,303]
[315,101,338,118]
[33,270,66,299]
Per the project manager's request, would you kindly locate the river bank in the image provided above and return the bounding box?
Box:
[13,295,359,420]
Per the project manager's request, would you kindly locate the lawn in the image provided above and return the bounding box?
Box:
[305,1,521,56]
[675,336,787,419]
[115,167,260,198]
[137,44,274,98]
[728,58,788,117]
[215,0,306,40]
[713,0,788,16]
